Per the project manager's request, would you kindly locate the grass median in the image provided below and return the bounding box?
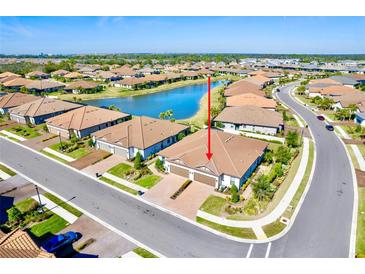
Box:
[99,176,138,195]
[43,192,83,217]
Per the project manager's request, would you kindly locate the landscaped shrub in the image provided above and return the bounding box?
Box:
[275,145,292,165]
[263,150,273,164]
[42,124,49,133]
[177,132,186,141]
[134,152,143,170]
[286,131,299,148]
[155,158,165,172]
[230,184,240,203]
[7,207,22,223]
[252,175,276,201]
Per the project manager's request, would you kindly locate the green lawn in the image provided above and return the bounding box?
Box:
[43,192,82,217]
[199,195,226,216]
[356,187,365,257]
[99,176,138,195]
[41,150,69,164]
[262,219,287,238]
[134,175,161,189]
[15,198,38,213]
[133,247,158,258]
[196,217,256,239]
[108,163,133,178]
[0,163,16,176]
[7,125,41,139]
[49,142,91,159]
[29,214,69,238]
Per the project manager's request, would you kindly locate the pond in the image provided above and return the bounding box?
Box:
[85,80,224,119]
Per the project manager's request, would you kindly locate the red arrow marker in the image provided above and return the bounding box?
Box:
[206,76,213,160]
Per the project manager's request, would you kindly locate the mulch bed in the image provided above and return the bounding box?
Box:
[68,150,111,170]
[0,120,17,130]
[355,169,365,187]
[342,139,365,145]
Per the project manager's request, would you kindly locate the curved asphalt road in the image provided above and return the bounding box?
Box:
[0,83,355,257]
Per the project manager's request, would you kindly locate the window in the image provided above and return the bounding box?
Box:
[230,177,236,186]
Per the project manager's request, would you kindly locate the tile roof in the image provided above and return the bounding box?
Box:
[65,80,98,90]
[0,229,55,258]
[158,129,268,178]
[9,97,81,117]
[46,106,130,131]
[214,106,283,128]
[0,92,39,109]
[93,116,189,150]
[224,79,265,97]
[226,93,277,108]
[0,72,20,79]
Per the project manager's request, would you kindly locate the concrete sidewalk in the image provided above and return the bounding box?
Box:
[32,194,78,223]
[102,172,148,192]
[196,137,310,231]
[43,147,76,162]
[0,130,26,141]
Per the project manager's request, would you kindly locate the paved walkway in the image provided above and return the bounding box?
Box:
[82,154,126,178]
[0,169,11,180]
[196,137,310,231]
[122,251,143,258]
[32,194,78,224]
[102,172,148,192]
[0,130,26,141]
[43,147,76,162]
[293,114,305,128]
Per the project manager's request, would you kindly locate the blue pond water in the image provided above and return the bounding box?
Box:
[85,80,223,119]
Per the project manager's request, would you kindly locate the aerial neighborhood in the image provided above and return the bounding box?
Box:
[1,53,365,259]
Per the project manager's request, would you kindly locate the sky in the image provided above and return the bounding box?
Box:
[0,16,364,55]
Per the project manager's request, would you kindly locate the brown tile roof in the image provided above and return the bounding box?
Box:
[226,93,277,108]
[65,80,98,90]
[93,116,189,150]
[46,106,130,131]
[0,71,20,79]
[25,80,65,90]
[3,78,34,88]
[26,71,49,77]
[245,75,272,86]
[0,93,39,109]
[214,106,283,128]
[64,72,83,79]
[51,69,69,76]
[0,75,21,84]
[333,92,365,108]
[115,77,148,86]
[0,229,55,258]
[111,67,136,76]
[224,79,265,97]
[158,129,268,178]
[348,74,365,81]
[9,97,81,117]
[319,85,359,96]
[309,78,342,86]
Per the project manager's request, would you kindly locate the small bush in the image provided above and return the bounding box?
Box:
[155,158,165,172]
[134,152,143,170]
[7,207,22,223]
[230,184,240,203]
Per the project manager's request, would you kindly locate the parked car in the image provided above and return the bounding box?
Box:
[325,125,334,131]
[43,231,80,253]
[317,115,325,121]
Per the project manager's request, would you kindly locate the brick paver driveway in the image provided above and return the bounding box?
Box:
[81,154,127,177]
[143,173,222,220]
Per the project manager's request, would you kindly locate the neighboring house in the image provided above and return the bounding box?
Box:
[226,92,277,110]
[93,71,121,82]
[0,75,21,85]
[0,92,39,114]
[46,105,131,138]
[158,129,268,189]
[348,74,365,84]
[111,66,138,78]
[25,80,65,93]
[51,69,70,77]
[25,71,50,79]
[307,85,360,98]
[181,71,200,80]
[64,72,84,80]
[0,71,20,79]
[355,112,365,126]
[331,92,365,110]
[113,77,148,89]
[245,75,273,88]
[0,229,55,258]
[93,116,189,160]
[2,78,34,91]
[9,97,81,125]
[329,75,359,88]
[213,106,284,135]
[64,80,100,94]
[224,79,265,97]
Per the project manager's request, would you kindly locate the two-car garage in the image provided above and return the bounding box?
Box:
[169,163,217,187]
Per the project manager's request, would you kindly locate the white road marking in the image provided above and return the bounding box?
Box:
[246,244,253,258]
[265,242,272,258]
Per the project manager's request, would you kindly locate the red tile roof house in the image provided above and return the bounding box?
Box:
[92,116,190,160]
[9,97,81,125]
[213,106,284,135]
[64,80,101,94]
[25,71,50,79]
[46,106,131,139]
[0,93,39,114]
[158,129,268,189]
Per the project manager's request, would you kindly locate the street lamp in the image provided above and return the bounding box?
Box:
[35,185,44,213]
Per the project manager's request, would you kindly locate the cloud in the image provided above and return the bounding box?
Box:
[0,20,33,38]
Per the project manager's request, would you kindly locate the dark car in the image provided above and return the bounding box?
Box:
[43,231,80,253]
[325,125,334,131]
[317,115,325,121]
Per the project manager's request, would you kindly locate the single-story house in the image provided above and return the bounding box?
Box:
[51,69,70,77]
[307,85,360,98]
[9,97,81,125]
[329,75,359,88]
[46,105,131,138]
[348,74,365,84]
[0,75,21,85]
[245,75,273,88]
[2,78,34,91]
[93,71,121,82]
[0,229,55,258]
[0,93,39,114]
[25,71,50,79]
[64,80,100,94]
[158,129,268,189]
[0,71,20,79]
[92,116,190,160]
[25,80,65,93]
[111,66,138,78]
[64,72,84,80]
[226,92,277,110]
[213,106,284,135]
[113,77,148,89]
[224,79,265,97]
[331,92,365,110]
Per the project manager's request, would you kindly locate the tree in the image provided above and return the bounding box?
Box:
[134,152,143,170]
[155,158,164,172]
[275,145,292,165]
[282,110,289,121]
[177,132,186,141]
[263,150,273,164]
[296,85,306,95]
[286,130,299,147]
[7,206,22,223]
[108,104,120,112]
[252,175,275,201]
[230,184,240,203]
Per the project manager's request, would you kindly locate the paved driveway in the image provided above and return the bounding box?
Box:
[143,174,222,220]
[61,215,136,258]
[81,154,126,177]
[22,133,59,151]
[69,150,111,170]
